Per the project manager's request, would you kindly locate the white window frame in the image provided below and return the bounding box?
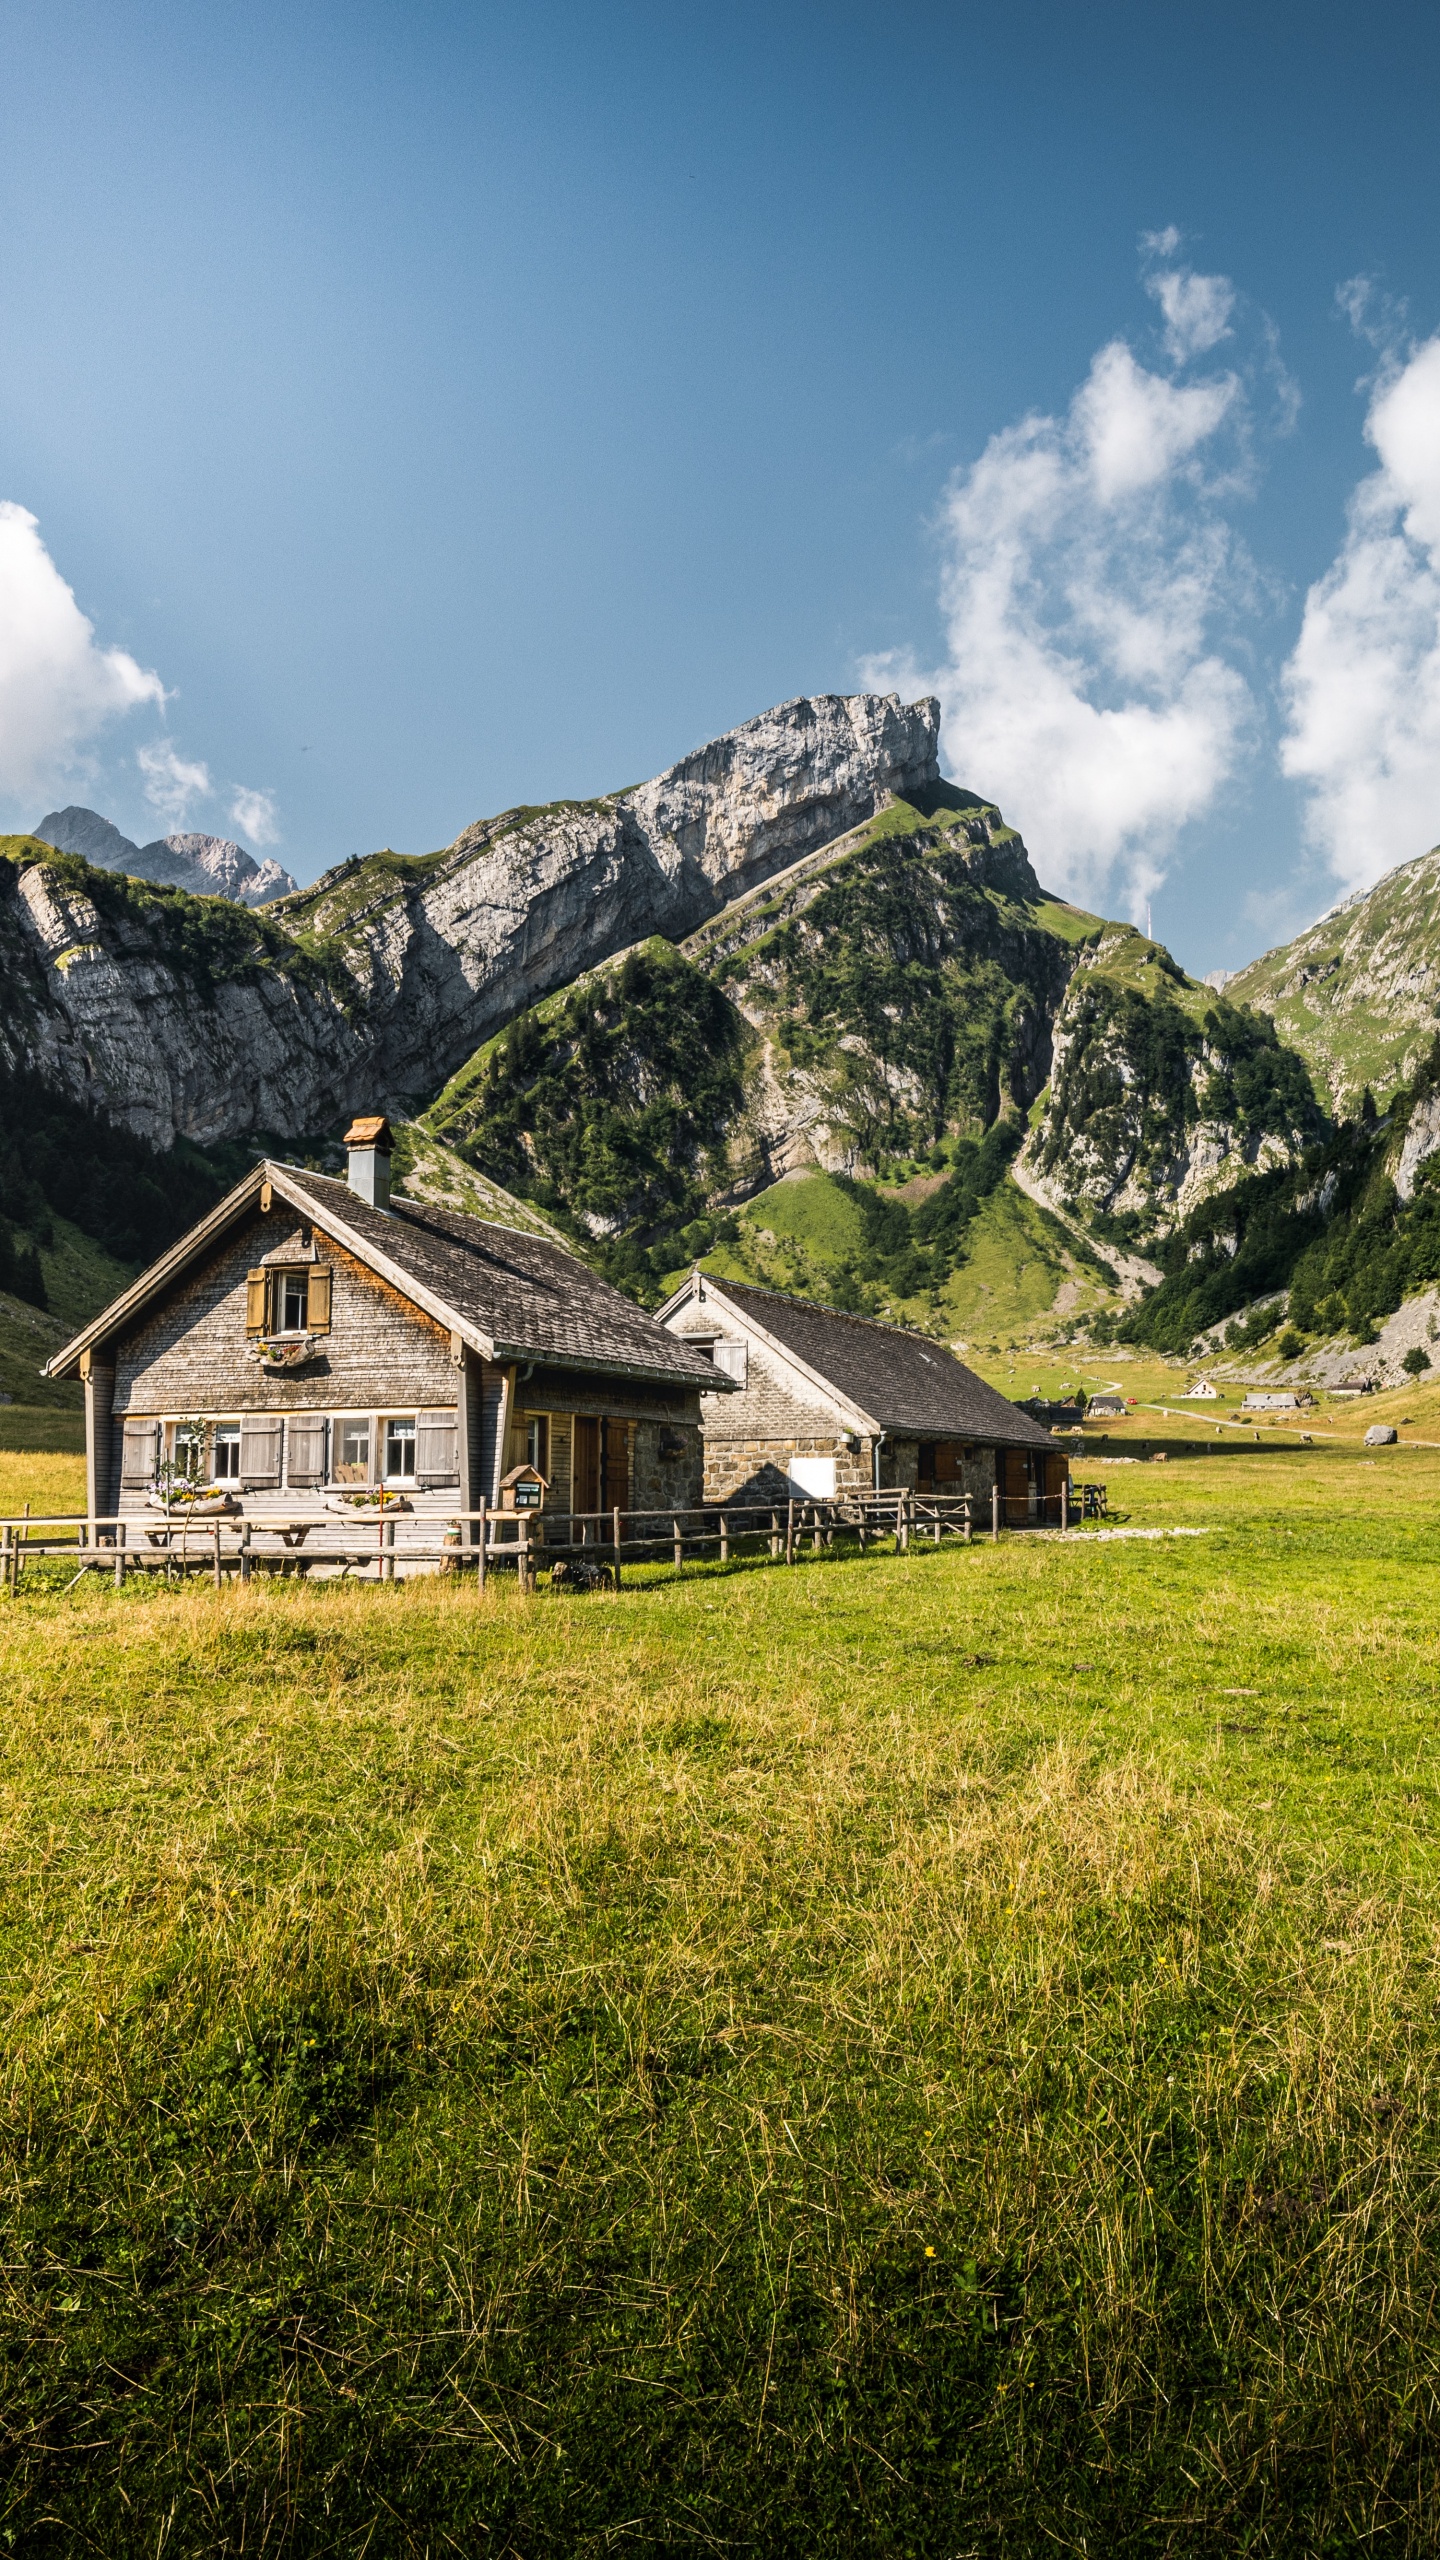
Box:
[212,1422,242,1481]
[383,1413,418,1484]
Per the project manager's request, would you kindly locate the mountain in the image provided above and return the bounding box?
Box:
[7,693,940,1149]
[33,807,299,906]
[416,788,1326,1325]
[1226,844,1440,1113]
[2,685,1369,1366]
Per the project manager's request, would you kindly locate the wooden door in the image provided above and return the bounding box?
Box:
[601,1418,629,1513]
[574,1416,600,1514]
[1002,1448,1029,1524]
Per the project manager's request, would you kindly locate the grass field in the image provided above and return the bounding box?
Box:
[0,1439,1439,2551]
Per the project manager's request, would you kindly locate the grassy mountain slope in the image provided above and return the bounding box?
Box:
[1226,843,1440,1112]
[419,793,1128,1313]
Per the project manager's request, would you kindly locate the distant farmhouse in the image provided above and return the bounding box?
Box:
[47,1118,723,1551]
[657,1272,1064,1520]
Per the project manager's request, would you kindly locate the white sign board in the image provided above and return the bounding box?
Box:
[788,1455,836,1499]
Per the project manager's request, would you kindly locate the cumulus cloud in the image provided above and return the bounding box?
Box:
[866,274,1256,913]
[1280,334,1440,895]
[137,739,211,831]
[0,502,164,806]
[229,785,280,847]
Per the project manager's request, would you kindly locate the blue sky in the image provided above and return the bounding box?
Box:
[2,0,1440,972]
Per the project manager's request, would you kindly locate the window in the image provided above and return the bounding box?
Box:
[279,1270,309,1333]
[173,1423,206,1483]
[213,1424,241,1481]
[712,1340,748,1387]
[384,1414,417,1480]
[333,1419,371,1484]
[525,1414,548,1475]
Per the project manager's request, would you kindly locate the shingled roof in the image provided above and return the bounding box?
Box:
[666,1273,1055,1448]
[48,1161,722,1391]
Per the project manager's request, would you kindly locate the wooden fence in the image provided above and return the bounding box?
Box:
[0,1489,994,1591]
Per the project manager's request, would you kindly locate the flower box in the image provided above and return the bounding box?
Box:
[251,1334,320,1371]
[146,1490,239,1518]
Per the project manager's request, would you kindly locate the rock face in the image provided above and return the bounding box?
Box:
[1021,937,1327,1231]
[279,691,941,1102]
[33,808,299,907]
[9,693,940,1149]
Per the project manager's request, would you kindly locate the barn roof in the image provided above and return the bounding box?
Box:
[660,1273,1055,1448]
[46,1161,723,1392]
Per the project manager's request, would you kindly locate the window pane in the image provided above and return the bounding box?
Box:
[385,1416,417,1478]
[213,1425,241,1481]
[335,1421,370,1483]
[281,1272,309,1331]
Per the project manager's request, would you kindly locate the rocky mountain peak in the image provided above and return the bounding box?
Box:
[33,807,298,907]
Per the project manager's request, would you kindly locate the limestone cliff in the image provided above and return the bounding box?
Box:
[5,692,939,1150]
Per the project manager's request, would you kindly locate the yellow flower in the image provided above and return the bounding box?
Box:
[924,2246,936,2258]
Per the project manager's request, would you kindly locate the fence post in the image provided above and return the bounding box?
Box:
[673,1516,683,1571]
[114,1519,127,1591]
[518,1523,531,1593]
[770,1509,780,1560]
[964,1497,972,1546]
[785,1498,795,1566]
[992,1484,1000,1542]
[240,1522,252,1585]
[213,1521,222,1589]
[1060,1476,1069,1532]
[477,1499,487,1590]
[613,1505,623,1590]
[719,1509,729,1564]
[383,1516,396,1583]
[898,1494,909,1555]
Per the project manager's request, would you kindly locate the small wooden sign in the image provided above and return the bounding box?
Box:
[500,1464,548,1513]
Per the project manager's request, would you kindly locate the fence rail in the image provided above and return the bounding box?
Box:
[0,1480,1095,1591]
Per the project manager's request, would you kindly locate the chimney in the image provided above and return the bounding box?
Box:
[344,1114,392,1211]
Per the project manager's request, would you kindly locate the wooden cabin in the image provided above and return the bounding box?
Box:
[656,1271,1066,1521]
[46,1118,724,1560]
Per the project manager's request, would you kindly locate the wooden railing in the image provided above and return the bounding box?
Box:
[0,1490,985,1589]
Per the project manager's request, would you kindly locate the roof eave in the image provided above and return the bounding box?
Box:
[45,1163,275,1378]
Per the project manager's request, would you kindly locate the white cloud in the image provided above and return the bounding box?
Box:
[0,502,164,807]
[137,740,211,831]
[229,785,279,847]
[1145,264,1235,366]
[866,309,1254,913]
[1280,334,1440,894]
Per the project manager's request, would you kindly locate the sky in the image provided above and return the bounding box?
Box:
[2,0,1440,975]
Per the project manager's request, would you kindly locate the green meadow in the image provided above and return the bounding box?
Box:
[2,1441,1440,2551]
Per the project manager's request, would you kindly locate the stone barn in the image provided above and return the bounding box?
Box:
[657,1272,1065,1521]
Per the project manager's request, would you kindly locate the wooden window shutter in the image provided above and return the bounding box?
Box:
[120,1419,157,1488]
[308,1266,332,1333]
[286,1416,327,1488]
[245,1269,269,1336]
[416,1410,459,1484]
[239,1418,283,1488]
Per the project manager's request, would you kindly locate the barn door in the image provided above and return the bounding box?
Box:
[1002,1448,1029,1525]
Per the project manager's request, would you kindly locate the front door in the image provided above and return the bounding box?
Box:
[1002,1448,1033,1524]
[573,1417,630,1515]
